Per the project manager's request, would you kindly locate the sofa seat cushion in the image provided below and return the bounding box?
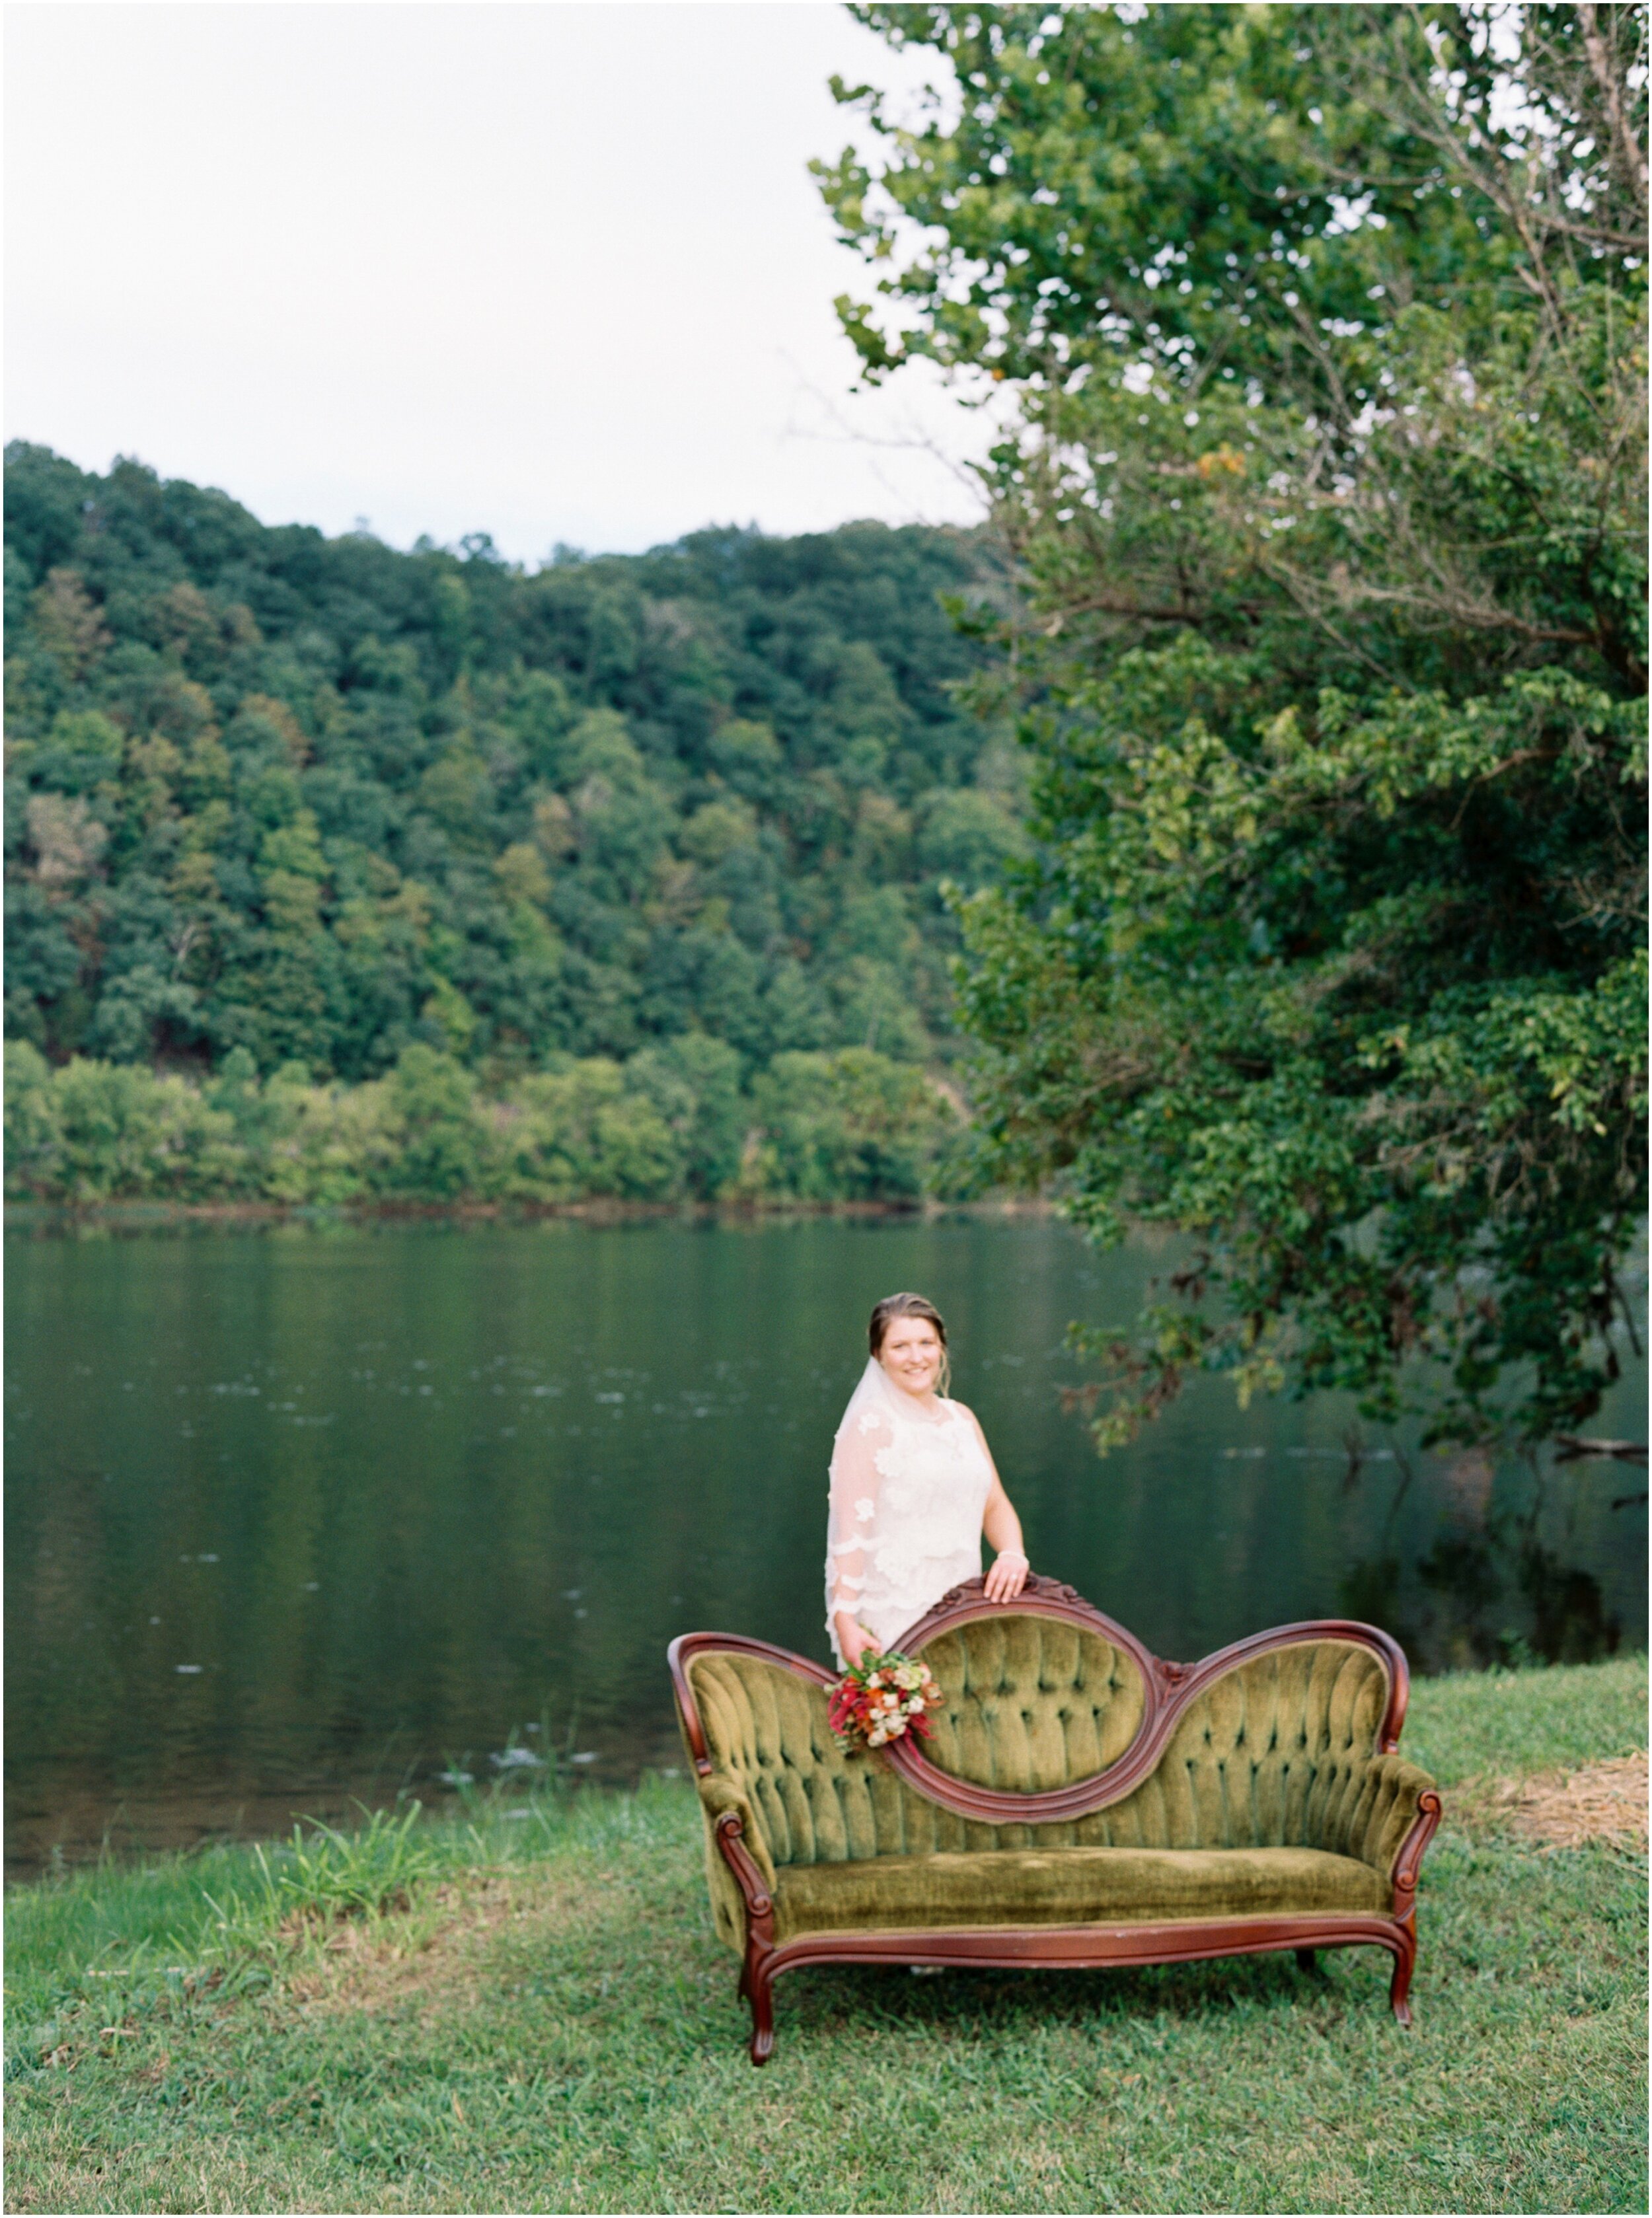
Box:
[772,1844,1388,1942]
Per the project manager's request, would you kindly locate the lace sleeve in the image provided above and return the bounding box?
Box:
[826,1407,887,1628]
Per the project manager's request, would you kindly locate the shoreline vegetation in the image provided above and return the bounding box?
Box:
[3,1038,979,1211]
[6,1197,1042,1233]
[5,1192,1053,1228]
[6,1656,1645,2213]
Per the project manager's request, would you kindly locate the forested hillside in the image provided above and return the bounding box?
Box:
[4,444,1023,1202]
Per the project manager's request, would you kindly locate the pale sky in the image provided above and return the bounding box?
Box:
[6,1,994,558]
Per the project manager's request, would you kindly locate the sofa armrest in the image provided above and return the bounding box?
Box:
[692,1771,778,1957]
[697,1771,778,1892]
[1349,1753,1443,1904]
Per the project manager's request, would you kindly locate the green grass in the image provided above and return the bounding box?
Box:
[7,1660,1646,2214]
[1402,1653,1647,1788]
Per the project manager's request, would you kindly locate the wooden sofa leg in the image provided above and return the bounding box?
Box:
[1388,1924,1417,2028]
[743,1948,776,2066]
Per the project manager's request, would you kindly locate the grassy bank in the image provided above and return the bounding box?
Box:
[7,1657,1647,2214]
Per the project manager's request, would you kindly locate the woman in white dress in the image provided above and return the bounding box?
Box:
[826,1292,1030,1670]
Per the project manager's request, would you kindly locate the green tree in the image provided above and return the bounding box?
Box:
[380,1045,486,1199]
[825,3,1647,1446]
[746,1047,961,1201]
[503,1060,683,1201]
[627,1033,747,1198]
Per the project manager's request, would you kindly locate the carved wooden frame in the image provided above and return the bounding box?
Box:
[669,1575,1442,2065]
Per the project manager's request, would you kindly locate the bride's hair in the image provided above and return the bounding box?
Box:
[868,1292,951,1397]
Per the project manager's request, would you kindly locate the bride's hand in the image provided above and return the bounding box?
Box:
[836,1616,874,1672]
[983,1549,1029,1604]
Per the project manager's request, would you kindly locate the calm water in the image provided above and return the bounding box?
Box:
[7,1216,1645,1876]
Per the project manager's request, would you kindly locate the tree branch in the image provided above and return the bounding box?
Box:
[1579,1,1650,209]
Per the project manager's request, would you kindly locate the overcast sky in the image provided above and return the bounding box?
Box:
[7,1,992,559]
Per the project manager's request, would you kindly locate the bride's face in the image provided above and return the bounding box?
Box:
[878,1316,943,1397]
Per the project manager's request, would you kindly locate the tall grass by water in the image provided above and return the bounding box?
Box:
[6,1656,1645,2214]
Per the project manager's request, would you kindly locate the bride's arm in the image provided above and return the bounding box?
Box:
[961,1406,1030,1602]
[983,1478,1030,1602]
[827,1413,884,1670]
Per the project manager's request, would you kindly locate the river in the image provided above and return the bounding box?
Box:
[6,1214,1644,1877]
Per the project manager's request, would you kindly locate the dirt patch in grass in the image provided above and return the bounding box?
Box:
[283,1871,517,2010]
[1457,1751,1648,1849]
[283,1861,632,2017]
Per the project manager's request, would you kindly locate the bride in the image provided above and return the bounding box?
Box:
[826,1292,1030,1669]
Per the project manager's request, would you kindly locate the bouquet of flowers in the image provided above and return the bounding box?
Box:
[828,1649,945,1753]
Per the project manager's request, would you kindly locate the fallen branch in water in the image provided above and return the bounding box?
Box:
[1553,1436,1648,1465]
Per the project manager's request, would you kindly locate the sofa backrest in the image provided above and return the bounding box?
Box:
[1061,1637,1391,1856]
[687,1648,978,1864]
[916,1614,1147,1792]
[685,1628,1395,1868]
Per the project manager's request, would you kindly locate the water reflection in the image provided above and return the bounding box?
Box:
[5,1216,1643,1876]
[1343,1444,1637,1671]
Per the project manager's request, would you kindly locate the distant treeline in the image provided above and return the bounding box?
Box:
[5,445,1022,1117]
[3,1038,967,1206]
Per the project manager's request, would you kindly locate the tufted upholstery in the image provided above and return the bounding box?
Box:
[685,1629,1436,1954]
[1064,1641,1392,1853]
[687,1652,975,1868]
[917,1617,1146,1791]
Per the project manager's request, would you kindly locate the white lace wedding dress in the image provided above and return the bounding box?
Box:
[824,1357,994,1664]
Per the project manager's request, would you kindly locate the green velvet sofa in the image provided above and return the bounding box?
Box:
[668,1574,1441,2063]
